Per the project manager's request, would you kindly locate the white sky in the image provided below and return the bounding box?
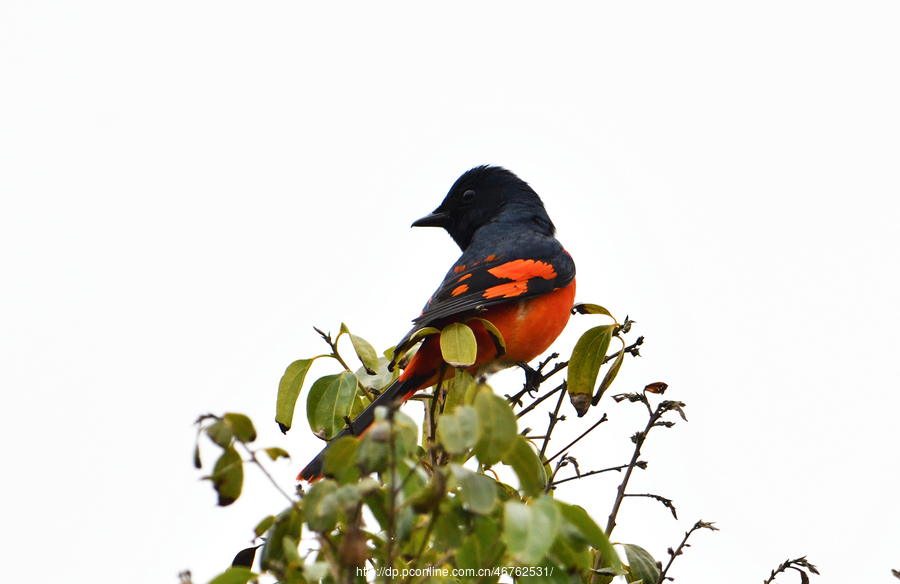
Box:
[2,2,898,583]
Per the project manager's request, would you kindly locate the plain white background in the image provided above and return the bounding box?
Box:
[2,2,898,582]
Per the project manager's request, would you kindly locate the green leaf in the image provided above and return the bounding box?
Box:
[206,420,233,448]
[276,358,319,433]
[473,389,517,465]
[391,327,440,368]
[322,435,359,484]
[349,331,379,375]
[356,421,391,474]
[306,371,359,440]
[208,567,258,584]
[567,324,614,417]
[572,303,615,319]
[457,516,501,572]
[433,505,465,551]
[254,515,276,538]
[443,370,474,413]
[466,316,506,358]
[501,435,546,497]
[436,405,479,455]
[622,543,660,584]
[594,343,625,406]
[503,496,560,565]
[209,445,243,506]
[259,506,304,571]
[281,534,302,566]
[555,502,621,572]
[356,356,393,393]
[356,409,418,474]
[451,465,497,515]
[304,479,340,532]
[263,447,290,461]
[440,322,478,368]
[223,413,256,443]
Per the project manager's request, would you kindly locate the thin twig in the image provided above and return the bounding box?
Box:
[605,406,658,536]
[237,441,296,505]
[623,493,677,519]
[315,326,375,403]
[516,382,566,418]
[656,520,718,583]
[544,456,572,494]
[539,384,568,459]
[546,413,608,464]
[551,463,633,486]
[762,556,820,584]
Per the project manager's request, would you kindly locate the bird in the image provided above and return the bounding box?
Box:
[298,165,576,481]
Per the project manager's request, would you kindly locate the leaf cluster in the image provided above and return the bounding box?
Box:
[191,306,819,584]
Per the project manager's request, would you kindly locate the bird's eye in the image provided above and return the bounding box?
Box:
[462,189,477,203]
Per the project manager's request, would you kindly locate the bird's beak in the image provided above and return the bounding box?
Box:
[411,210,450,228]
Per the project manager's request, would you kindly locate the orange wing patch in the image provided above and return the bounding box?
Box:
[458,274,472,282]
[451,284,469,297]
[485,254,497,261]
[453,265,466,274]
[488,259,557,281]
[483,281,529,299]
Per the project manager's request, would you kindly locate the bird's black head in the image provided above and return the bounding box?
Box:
[412,165,555,250]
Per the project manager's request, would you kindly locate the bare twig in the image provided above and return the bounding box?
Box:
[551,463,635,486]
[511,335,644,416]
[516,382,566,418]
[236,440,296,506]
[605,396,685,535]
[545,456,574,494]
[545,413,608,464]
[762,556,820,584]
[623,493,678,519]
[314,326,375,403]
[539,382,568,459]
[657,520,718,583]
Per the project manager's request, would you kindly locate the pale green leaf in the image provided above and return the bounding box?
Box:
[440,322,477,368]
[436,405,478,455]
[466,316,506,358]
[208,567,258,584]
[503,496,560,565]
[350,333,379,375]
[473,389,517,465]
[501,435,546,497]
[451,465,497,515]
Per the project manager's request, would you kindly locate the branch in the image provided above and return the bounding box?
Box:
[545,413,608,464]
[762,557,820,584]
[551,462,635,486]
[623,492,677,519]
[236,440,297,506]
[508,352,561,405]
[656,520,718,583]
[314,326,375,403]
[516,382,566,418]
[511,336,643,415]
[539,382,568,459]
